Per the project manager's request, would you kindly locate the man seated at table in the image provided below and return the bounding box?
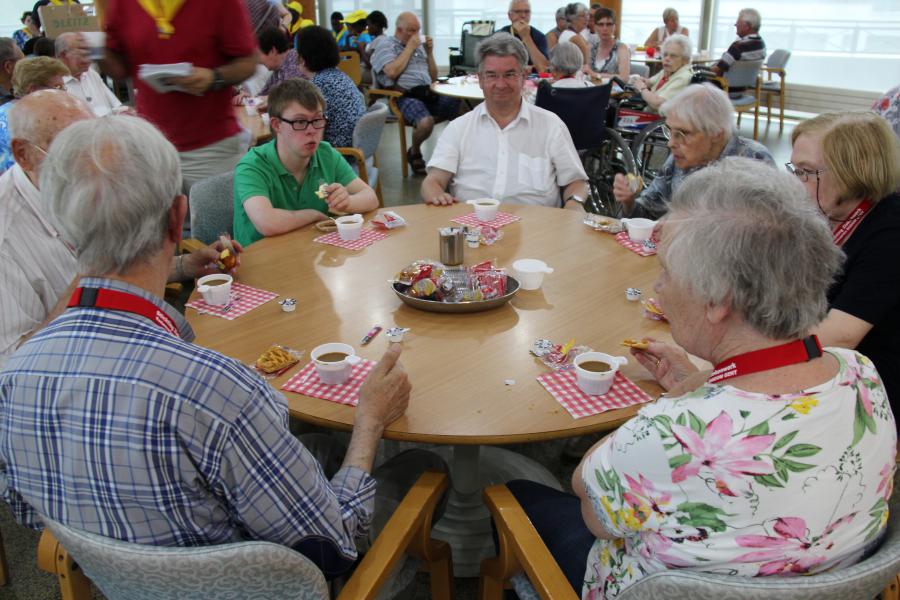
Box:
[233,78,378,247]
[55,32,123,117]
[371,11,460,175]
[499,0,548,74]
[711,7,766,89]
[0,90,240,368]
[612,83,774,219]
[420,33,588,209]
[0,114,446,578]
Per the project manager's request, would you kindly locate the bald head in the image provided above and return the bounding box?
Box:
[55,32,91,78]
[394,12,421,43]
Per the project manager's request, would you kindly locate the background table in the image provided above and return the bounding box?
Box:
[187,203,668,573]
[433,76,484,101]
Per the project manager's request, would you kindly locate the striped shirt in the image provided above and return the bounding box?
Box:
[716,33,766,72]
[0,165,76,367]
[0,278,375,574]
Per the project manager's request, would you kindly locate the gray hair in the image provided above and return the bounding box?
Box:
[508,0,530,11]
[0,38,17,63]
[565,2,588,23]
[739,8,761,31]
[661,33,692,61]
[555,6,566,20]
[476,32,528,72]
[549,41,584,76]
[54,32,80,56]
[40,116,182,276]
[664,157,842,340]
[662,7,679,21]
[661,83,735,138]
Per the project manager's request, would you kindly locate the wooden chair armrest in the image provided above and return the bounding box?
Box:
[481,484,578,600]
[338,471,451,600]
[335,147,369,186]
[37,529,92,600]
[761,66,786,76]
[367,88,403,99]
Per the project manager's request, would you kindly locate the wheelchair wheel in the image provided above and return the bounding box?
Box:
[631,120,670,186]
[582,127,636,216]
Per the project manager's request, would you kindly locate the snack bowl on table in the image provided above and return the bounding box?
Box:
[391,265,520,314]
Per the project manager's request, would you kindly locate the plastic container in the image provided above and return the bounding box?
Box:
[573,352,628,396]
[310,342,362,385]
[511,259,554,291]
[335,214,364,241]
[621,218,656,242]
[197,274,233,306]
[467,198,499,222]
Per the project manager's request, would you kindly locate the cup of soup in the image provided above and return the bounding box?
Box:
[620,218,656,242]
[196,274,233,306]
[573,352,628,396]
[311,342,362,385]
[466,198,499,222]
[335,214,364,241]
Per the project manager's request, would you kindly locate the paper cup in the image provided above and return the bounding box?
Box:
[621,218,656,242]
[512,259,554,291]
[197,274,233,306]
[311,343,362,385]
[335,214,364,241]
[467,198,499,222]
[573,352,628,396]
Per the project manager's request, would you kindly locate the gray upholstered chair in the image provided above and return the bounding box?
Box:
[720,58,763,140]
[37,471,452,600]
[336,102,389,206]
[480,482,900,600]
[188,171,235,246]
[630,62,650,78]
[761,49,792,131]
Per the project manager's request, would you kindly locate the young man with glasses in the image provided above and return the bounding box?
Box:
[233,78,378,246]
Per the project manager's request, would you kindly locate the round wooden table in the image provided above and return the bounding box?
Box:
[432,76,484,101]
[187,203,667,574]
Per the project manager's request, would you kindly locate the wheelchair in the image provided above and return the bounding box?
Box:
[448,20,494,76]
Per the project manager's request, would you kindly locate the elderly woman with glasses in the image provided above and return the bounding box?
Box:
[497,157,895,599]
[557,3,592,65]
[789,111,900,416]
[613,83,774,219]
[631,34,692,112]
[0,56,70,173]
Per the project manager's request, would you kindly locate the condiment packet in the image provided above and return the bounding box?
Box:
[480,225,502,245]
[251,344,304,379]
[530,338,590,372]
[372,211,407,230]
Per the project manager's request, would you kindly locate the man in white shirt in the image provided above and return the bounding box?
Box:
[421,33,588,209]
[55,32,123,117]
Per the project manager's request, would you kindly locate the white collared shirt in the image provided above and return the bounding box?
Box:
[63,68,122,117]
[0,165,77,366]
[426,100,587,206]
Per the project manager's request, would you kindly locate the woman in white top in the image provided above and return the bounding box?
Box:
[589,7,629,79]
[550,41,592,88]
[557,3,591,66]
[644,7,689,50]
[631,34,692,112]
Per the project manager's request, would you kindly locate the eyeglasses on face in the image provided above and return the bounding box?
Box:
[661,124,697,144]
[785,162,827,183]
[276,115,327,131]
[480,71,523,83]
[510,9,530,15]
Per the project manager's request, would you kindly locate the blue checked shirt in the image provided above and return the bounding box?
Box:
[0,278,374,573]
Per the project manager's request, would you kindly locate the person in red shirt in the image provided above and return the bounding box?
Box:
[102,0,258,194]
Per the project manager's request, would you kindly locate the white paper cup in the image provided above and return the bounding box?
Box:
[335,214,364,241]
[621,218,656,242]
[573,352,628,396]
[197,274,233,306]
[467,198,499,222]
[512,259,554,291]
[311,342,362,385]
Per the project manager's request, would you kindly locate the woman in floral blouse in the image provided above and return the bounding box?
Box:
[504,157,896,599]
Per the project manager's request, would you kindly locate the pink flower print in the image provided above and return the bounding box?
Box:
[877,462,895,501]
[670,411,776,496]
[735,515,855,576]
[623,473,671,522]
[638,531,694,568]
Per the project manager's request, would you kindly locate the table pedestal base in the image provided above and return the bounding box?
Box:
[430,445,561,578]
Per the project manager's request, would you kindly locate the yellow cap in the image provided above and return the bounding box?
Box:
[341,9,368,24]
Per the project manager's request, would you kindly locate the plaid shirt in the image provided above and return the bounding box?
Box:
[0,278,374,571]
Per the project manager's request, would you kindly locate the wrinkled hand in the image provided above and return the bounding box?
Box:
[170,67,215,96]
[179,239,244,280]
[613,173,637,207]
[406,34,422,51]
[324,183,351,213]
[426,192,457,206]
[356,345,411,428]
[630,339,700,393]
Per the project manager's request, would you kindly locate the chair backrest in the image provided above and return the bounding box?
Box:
[41,516,329,600]
[461,31,492,68]
[353,102,389,160]
[338,51,362,86]
[189,171,235,246]
[724,59,763,90]
[630,62,650,78]
[535,80,613,151]
[766,49,792,70]
[464,19,495,37]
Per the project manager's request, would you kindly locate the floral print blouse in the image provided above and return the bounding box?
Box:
[581,348,896,599]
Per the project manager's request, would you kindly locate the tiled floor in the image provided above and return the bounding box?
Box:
[0,111,798,600]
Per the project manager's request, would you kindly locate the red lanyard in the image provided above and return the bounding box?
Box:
[832,199,872,247]
[708,335,823,384]
[68,287,180,338]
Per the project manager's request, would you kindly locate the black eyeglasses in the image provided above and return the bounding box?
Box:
[785,162,827,183]
[276,115,328,131]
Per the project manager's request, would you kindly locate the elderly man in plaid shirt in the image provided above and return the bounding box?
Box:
[0,115,444,578]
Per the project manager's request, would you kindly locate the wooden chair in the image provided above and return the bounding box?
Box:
[39,471,452,600]
[367,88,410,178]
[338,51,362,87]
[336,102,389,205]
[719,59,763,140]
[480,481,900,600]
[761,49,791,132]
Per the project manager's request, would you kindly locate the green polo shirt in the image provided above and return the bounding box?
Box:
[233,139,357,246]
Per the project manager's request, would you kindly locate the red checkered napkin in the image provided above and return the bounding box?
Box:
[536,369,653,419]
[281,359,376,406]
[452,211,521,229]
[186,283,278,321]
[615,231,658,257]
[314,228,388,250]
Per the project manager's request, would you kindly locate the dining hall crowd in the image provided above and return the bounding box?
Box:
[0,0,899,597]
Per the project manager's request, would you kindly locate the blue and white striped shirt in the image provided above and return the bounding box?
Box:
[0,278,374,574]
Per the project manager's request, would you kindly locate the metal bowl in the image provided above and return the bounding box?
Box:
[392,276,520,313]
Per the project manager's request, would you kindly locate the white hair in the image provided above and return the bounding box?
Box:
[665,157,842,339]
[508,0,530,11]
[661,83,735,138]
[550,41,584,75]
[661,33,692,61]
[40,116,182,275]
[739,8,761,31]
